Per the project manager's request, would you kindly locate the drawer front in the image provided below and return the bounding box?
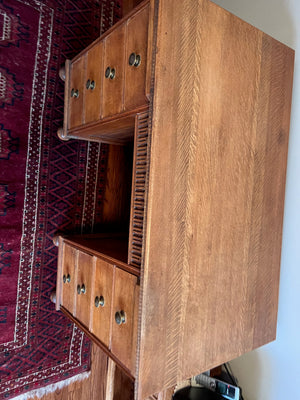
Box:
[84,42,103,124]
[69,56,85,129]
[75,251,94,328]
[91,259,114,347]
[102,24,125,118]
[124,5,149,110]
[61,244,77,314]
[111,268,139,372]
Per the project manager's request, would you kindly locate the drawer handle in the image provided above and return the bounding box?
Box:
[70,88,79,98]
[95,295,105,308]
[105,67,116,80]
[77,284,86,295]
[115,310,126,325]
[63,274,71,283]
[129,52,141,67]
[86,79,95,90]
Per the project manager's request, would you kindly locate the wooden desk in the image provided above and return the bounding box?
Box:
[55,0,294,398]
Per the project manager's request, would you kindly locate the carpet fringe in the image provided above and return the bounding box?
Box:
[12,371,91,400]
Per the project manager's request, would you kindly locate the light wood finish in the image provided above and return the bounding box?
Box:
[85,42,103,123]
[63,234,140,276]
[105,358,117,400]
[60,1,150,143]
[124,5,149,110]
[111,268,139,373]
[68,56,85,129]
[91,259,114,347]
[75,252,94,327]
[137,0,294,398]
[61,244,76,314]
[145,0,155,99]
[102,24,126,118]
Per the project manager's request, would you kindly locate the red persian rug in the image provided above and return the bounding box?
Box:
[0,0,121,398]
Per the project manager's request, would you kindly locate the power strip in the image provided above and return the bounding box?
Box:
[191,374,240,400]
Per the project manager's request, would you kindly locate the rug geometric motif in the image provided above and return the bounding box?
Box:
[0,0,122,398]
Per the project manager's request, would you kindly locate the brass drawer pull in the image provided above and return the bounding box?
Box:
[63,274,71,283]
[77,284,86,294]
[129,52,141,67]
[95,295,105,307]
[115,310,126,325]
[70,88,79,98]
[86,79,95,90]
[105,67,116,80]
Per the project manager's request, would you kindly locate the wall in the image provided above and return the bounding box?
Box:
[210,0,299,399]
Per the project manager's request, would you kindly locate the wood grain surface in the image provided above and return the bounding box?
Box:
[84,41,103,124]
[90,259,114,347]
[137,0,294,398]
[124,4,150,110]
[102,24,126,118]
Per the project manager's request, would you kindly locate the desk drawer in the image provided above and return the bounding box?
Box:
[91,258,114,347]
[111,268,139,372]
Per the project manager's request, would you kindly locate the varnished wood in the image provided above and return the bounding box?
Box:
[60,307,135,380]
[58,66,66,81]
[145,0,155,99]
[60,1,150,144]
[111,268,139,373]
[105,359,117,400]
[113,363,135,400]
[102,24,126,118]
[66,106,148,144]
[74,252,94,327]
[91,259,114,347]
[63,60,71,138]
[84,41,103,123]
[68,56,85,129]
[124,4,149,110]
[62,235,140,277]
[137,0,294,398]
[61,244,77,314]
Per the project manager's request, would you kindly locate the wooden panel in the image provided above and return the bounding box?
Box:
[69,56,85,129]
[124,4,149,110]
[101,144,133,229]
[61,243,77,314]
[112,364,135,400]
[137,0,294,398]
[102,25,125,118]
[84,41,103,124]
[75,251,95,327]
[111,268,139,373]
[91,259,114,347]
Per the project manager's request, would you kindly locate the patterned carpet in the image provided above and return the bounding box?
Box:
[0,0,121,398]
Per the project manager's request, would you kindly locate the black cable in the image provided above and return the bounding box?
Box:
[223,363,245,400]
